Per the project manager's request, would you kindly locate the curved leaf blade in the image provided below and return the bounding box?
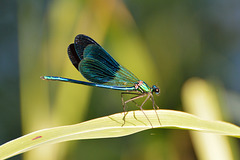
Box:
[0,109,239,159]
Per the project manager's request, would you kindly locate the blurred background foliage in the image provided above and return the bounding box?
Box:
[1,0,240,159]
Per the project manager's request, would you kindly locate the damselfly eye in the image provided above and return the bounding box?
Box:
[152,85,160,94]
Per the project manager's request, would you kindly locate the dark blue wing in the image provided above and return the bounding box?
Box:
[67,34,139,87]
[68,34,100,69]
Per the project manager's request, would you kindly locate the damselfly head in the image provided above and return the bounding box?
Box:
[152,85,160,94]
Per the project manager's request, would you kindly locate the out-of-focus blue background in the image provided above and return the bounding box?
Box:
[1,0,240,159]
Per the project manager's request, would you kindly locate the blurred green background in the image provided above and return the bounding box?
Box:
[1,0,240,159]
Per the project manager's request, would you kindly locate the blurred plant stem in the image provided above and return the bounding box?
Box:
[182,78,240,160]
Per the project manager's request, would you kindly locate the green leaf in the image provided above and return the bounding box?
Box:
[0,109,239,159]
